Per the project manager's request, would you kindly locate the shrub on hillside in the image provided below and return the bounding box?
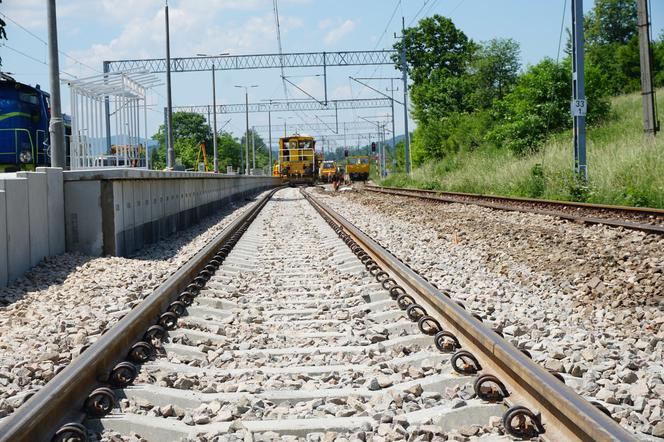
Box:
[488,58,611,155]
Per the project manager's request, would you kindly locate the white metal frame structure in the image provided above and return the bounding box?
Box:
[65,71,159,170]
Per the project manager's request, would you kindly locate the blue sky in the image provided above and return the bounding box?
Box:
[1,0,662,150]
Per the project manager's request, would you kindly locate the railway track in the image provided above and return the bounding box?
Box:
[365,185,664,235]
[0,187,638,441]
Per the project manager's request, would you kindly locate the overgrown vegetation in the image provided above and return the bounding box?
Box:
[382,89,664,208]
[383,0,664,208]
[151,112,270,171]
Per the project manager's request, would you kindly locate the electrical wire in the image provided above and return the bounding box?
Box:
[272,0,288,99]
[0,11,101,74]
[2,43,79,79]
[409,0,437,26]
[540,0,569,170]
[373,0,402,51]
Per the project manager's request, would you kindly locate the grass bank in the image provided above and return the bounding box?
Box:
[382,90,664,208]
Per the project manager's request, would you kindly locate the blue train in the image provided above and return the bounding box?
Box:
[0,73,70,172]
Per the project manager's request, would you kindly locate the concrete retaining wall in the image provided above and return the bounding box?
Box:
[0,168,66,287]
[63,169,280,257]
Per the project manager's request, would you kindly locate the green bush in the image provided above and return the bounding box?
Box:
[380,89,664,209]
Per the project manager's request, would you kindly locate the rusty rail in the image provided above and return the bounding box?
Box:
[0,188,279,442]
[305,190,637,442]
[365,185,664,235]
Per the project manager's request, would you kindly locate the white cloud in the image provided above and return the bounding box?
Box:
[292,76,324,100]
[64,5,303,72]
[323,19,357,45]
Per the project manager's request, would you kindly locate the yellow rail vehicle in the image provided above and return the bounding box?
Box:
[346,155,370,181]
[319,160,337,183]
[278,135,318,184]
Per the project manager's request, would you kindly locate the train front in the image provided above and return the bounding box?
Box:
[277,135,318,185]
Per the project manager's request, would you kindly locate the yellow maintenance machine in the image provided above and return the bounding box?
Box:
[277,134,319,184]
[318,160,337,183]
[346,155,370,181]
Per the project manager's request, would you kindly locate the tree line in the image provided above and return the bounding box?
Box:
[150,112,271,171]
[394,0,664,165]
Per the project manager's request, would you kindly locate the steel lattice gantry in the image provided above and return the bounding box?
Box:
[173,98,392,115]
[252,121,387,132]
[104,50,397,74]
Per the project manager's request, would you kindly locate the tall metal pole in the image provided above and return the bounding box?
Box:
[268,110,273,169]
[343,122,347,152]
[400,17,411,175]
[244,90,250,175]
[103,61,112,154]
[571,0,587,180]
[637,0,659,136]
[47,0,65,168]
[381,124,387,177]
[390,78,397,173]
[212,64,219,172]
[323,51,328,105]
[251,126,256,171]
[165,2,175,169]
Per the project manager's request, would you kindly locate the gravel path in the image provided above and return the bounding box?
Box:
[312,188,664,439]
[0,192,268,419]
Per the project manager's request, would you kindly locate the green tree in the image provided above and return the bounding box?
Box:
[583,0,642,94]
[151,112,212,170]
[585,0,637,47]
[394,15,476,83]
[468,38,521,109]
[654,33,664,87]
[242,129,274,170]
[217,132,243,172]
[394,15,476,125]
[488,58,611,155]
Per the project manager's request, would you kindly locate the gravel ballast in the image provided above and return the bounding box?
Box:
[313,188,664,439]
[0,192,268,419]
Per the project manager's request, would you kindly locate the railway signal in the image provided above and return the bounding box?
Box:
[371,142,376,152]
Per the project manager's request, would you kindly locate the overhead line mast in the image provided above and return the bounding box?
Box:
[637,0,659,136]
[571,0,587,181]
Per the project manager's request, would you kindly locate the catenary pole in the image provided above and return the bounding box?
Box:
[245,90,250,175]
[382,124,387,177]
[212,64,219,172]
[251,127,256,171]
[390,78,397,173]
[268,110,273,170]
[400,18,411,175]
[571,0,587,180]
[165,1,175,169]
[47,0,65,168]
[637,0,659,136]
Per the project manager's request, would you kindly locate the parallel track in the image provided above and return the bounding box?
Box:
[365,185,664,235]
[0,188,638,441]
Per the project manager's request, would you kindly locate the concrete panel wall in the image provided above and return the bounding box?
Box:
[64,170,280,257]
[0,191,7,288]
[41,168,66,256]
[0,168,65,287]
[64,180,102,256]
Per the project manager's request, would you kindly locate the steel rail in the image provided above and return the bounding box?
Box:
[0,188,280,442]
[366,185,664,235]
[304,190,637,442]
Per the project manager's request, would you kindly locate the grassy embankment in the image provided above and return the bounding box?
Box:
[381,89,664,208]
